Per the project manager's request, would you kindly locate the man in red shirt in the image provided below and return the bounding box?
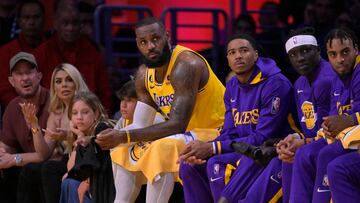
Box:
[33,0,111,111]
[0,52,52,203]
[0,0,47,110]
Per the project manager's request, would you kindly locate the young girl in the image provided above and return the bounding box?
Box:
[60,91,115,203]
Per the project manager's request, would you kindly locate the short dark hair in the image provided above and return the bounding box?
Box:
[233,14,256,32]
[227,33,258,50]
[286,27,316,41]
[54,0,78,15]
[325,28,358,49]
[17,0,45,18]
[135,17,165,32]
[78,1,95,13]
[116,80,137,100]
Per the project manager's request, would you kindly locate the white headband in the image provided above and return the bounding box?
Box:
[285,35,318,53]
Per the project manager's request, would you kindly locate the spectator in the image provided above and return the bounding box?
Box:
[33,0,111,112]
[302,1,316,26]
[20,63,90,202]
[0,0,47,111]
[257,1,289,80]
[79,1,96,41]
[60,91,115,203]
[0,0,19,46]
[278,0,310,28]
[232,14,256,36]
[312,0,343,58]
[111,80,166,202]
[335,12,352,30]
[0,52,49,203]
[345,0,360,39]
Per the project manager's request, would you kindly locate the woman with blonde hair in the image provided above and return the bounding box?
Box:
[22,63,89,159]
[21,63,89,202]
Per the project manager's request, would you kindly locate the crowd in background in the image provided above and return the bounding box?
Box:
[1,0,360,203]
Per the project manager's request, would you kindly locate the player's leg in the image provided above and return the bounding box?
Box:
[238,157,283,203]
[179,162,213,203]
[327,151,360,203]
[207,152,243,202]
[281,161,293,202]
[113,164,144,203]
[146,172,174,203]
[290,139,327,203]
[312,140,349,203]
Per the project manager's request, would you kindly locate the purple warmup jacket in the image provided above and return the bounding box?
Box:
[294,58,336,138]
[330,55,360,118]
[212,57,297,154]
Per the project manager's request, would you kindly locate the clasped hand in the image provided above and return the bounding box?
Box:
[276,134,304,163]
[322,115,355,139]
[177,140,213,165]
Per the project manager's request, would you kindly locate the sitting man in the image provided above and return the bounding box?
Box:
[290,28,360,203]
[0,52,49,203]
[0,0,48,110]
[178,33,297,203]
[95,17,226,203]
[225,27,335,203]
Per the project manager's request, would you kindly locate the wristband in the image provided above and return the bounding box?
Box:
[212,142,216,154]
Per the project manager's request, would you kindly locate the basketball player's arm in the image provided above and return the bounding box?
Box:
[322,70,360,138]
[134,64,159,109]
[128,51,203,140]
[96,53,205,149]
[178,82,237,164]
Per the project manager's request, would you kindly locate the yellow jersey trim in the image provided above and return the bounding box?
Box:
[250,72,265,84]
[224,163,236,185]
[217,141,222,154]
[287,114,304,139]
[269,188,282,203]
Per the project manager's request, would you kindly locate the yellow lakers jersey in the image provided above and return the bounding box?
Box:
[145,45,225,131]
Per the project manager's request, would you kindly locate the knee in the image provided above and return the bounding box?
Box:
[179,162,194,179]
[20,163,36,174]
[41,161,53,175]
[318,142,344,160]
[152,138,183,151]
[61,178,80,191]
[19,163,40,180]
[206,156,219,172]
[294,146,313,166]
[318,146,334,160]
[327,159,345,181]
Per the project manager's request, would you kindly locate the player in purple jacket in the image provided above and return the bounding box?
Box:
[277,27,335,202]
[290,28,360,203]
[229,27,335,203]
[178,34,296,203]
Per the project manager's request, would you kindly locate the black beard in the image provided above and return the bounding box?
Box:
[141,43,172,68]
